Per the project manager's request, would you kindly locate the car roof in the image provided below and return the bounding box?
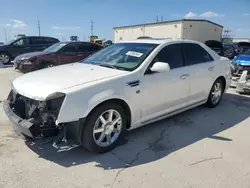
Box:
[58,41,100,45]
[116,38,201,45]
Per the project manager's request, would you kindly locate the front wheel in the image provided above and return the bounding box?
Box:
[0,52,11,64]
[82,103,127,153]
[206,79,224,108]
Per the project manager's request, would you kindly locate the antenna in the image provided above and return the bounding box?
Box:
[90,20,94,36]
[37,20,41,36]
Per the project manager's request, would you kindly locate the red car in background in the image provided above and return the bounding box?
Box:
[13,41,103,73]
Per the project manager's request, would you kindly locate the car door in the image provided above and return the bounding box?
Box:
[181,42,216,106]
[57,43,80,64]
[10,38,31,58]
[141,43,191,123]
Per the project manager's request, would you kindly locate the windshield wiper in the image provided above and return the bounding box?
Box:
[99,64,117,69]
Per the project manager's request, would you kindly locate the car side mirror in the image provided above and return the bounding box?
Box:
[150,62,170,73]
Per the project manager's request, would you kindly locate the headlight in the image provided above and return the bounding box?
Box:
[22,60,32,65]
[21,57,29,60]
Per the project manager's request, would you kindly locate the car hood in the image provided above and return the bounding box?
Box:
[234,55,250,65]
[12,63,127,100]
[14,51,48,61]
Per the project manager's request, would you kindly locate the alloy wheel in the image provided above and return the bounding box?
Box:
[211,82,222,105]
[0,54,9,64]
[93,109,122,147]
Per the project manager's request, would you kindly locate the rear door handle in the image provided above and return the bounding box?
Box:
[208,66,214,71]
[180,74,189,80]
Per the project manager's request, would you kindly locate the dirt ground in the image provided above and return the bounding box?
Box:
[1,67,250,188]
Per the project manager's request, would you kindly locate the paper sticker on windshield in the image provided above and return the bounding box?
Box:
[126,51,143,57]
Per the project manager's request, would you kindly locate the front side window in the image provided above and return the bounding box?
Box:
[182,43,214,66]
[13,38,28,46]
[153,44,184,69]
[81,43,158,71]
[61,44,78,53]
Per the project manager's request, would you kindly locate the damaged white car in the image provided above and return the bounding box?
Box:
[4,39,231,153]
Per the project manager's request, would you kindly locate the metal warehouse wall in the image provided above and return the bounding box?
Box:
[114,22,182,42]
[182,21,223,42]
[114,20,223,43]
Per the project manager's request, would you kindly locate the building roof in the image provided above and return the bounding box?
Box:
[113,19,223,29]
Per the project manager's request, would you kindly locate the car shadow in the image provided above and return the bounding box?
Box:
[25,92,250,169]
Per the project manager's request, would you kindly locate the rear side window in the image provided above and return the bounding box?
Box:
[78,43,102,52]
[45,37,59,44]
[154,44,184,69]
[29,37,47,45]
[182,43,213,66]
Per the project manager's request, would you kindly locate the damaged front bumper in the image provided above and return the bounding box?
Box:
[3,100,36,138]
[3,90,86,145]
[3,90,65,139]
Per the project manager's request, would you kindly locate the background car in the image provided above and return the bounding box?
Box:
[204,40,224,56]
[231,48,250,75]
[14,41,103,73]
[234,42,250,55]
[0,36,59,64]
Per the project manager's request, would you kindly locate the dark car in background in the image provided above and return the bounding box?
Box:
[0,36,59,64]
[14,41,103,73]
[234,42,250,55]
[204,40,224,56]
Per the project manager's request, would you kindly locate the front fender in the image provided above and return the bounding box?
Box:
[56,89,130,124]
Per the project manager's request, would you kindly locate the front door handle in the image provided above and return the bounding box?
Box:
[180,74,189,80]
[208,66,214,71]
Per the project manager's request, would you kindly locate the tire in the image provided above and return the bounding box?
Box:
[0,52,11,64]
[82,103,127,153]
[44,63,54,68]
[39,61,54,70]
[206,78,224,108]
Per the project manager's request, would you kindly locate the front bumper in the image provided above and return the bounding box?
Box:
[3,100,36,138]
[3,99,85,143]
[13,59,37,73]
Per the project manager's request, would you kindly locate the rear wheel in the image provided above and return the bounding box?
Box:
[82,103,126,153]
[206,79,224,108]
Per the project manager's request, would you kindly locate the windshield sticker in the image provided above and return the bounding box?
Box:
[126,51,143,58]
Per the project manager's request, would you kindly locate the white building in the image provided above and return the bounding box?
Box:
[233,38,250,43]
[114,19,223,43]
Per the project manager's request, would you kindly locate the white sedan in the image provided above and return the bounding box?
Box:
[3,39,231,153]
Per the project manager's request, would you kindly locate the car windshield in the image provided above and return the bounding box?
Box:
[43,42,67,53]
[244,48,250,55]
[81,42,158,71]
[5,39,16,45]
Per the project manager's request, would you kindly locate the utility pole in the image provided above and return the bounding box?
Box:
[37,20,41,36]
[90,20,94,36]
[4,28,7,42]
[161,16,163,22]
[156,15,159,23]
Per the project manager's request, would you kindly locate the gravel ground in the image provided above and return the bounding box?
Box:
[1,67,250,188]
